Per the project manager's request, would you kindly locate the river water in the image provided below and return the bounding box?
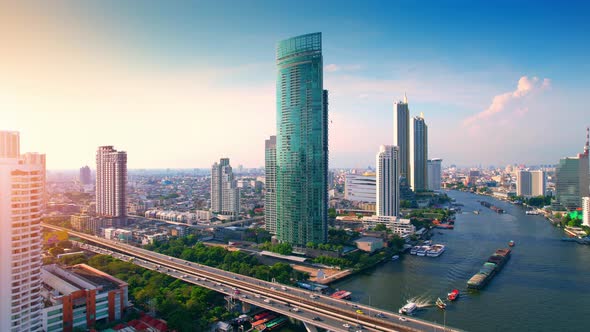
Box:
[331,190,590,332]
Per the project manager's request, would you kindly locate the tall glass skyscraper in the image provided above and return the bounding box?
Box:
[410,114,428,191]
[393,94,410,179]
[275,32,328,245]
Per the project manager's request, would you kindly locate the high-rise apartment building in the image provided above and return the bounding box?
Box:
[531,170,546,196]
[96,146,127,220]
[583,197,590,227]
[393,95,410,179]
[376,145,400,217]
[211,158,240,217]
[345,173,376,203]
[275,32,328,245]
[265,136,277,234]
[410,114,428,191]
[427,158,442,191]
[0,131,45,332]
[556,132,589,210]
[79,165,91,185]
[516,170,533,197]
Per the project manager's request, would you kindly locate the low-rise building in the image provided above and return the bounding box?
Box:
[354,237,384,253]
[41,264,128,332]
[360,215,416,237]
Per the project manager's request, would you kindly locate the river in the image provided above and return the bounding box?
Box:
[331,190,590,332]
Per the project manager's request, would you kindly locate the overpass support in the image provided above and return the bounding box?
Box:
[241,301,251,313]
[303,322,319,332]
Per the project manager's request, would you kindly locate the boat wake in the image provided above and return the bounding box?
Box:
[407,296,433,308]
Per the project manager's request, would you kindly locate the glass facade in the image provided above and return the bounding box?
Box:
[556,156,589,210]
[275,33,328,245]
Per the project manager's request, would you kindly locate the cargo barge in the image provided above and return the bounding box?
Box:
[480,201,505,213]
[467,248,511,289]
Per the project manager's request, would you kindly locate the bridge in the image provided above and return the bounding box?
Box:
[43,223,460,332]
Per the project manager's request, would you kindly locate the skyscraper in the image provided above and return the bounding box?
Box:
[275,32,328,245]
[393,95,410,179]
[96,146,127,220]
[265,136,277,234]
[516,170,533,197]
[211,158,240,217]
[555,131,589,210]
[0,131,45,332]
[531,170,546,196]
[376,145,400,217]
[427,158,442,191]
[410,114,428,191]
[79,165,92,185]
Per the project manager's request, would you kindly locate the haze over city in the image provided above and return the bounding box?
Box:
[2,1,589,169]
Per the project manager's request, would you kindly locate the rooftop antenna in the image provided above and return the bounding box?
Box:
[403,92,408,104]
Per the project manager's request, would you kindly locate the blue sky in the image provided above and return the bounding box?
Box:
[2,1,589,168]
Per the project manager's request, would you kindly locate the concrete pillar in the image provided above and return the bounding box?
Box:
[303,322,319,332]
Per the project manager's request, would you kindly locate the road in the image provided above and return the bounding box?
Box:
[43,223,460,332]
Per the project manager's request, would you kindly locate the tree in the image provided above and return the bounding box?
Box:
[328,208,337,218]
[48,247,64,257]
[373,224,387,232]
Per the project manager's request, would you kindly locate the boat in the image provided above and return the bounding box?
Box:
[410,246,420,255]
[427,244,446,257]
[416,246,431,256]
[447,289,459,301]
[525,210,540,215]
[508,240,515,247]
[467,248,512,289]
[399,302,417,315]
[474,210,480,215]
[436,297,446,309]
[392,255,400,261]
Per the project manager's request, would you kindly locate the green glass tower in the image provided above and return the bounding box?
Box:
[275,32,328,245]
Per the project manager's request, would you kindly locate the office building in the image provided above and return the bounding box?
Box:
[345,173,376,203]
[376,145,400,216]
[583,197,590,227]
[516,170,532,197]
[410,114,428,191]
[96,146,127,220]
[0,131,45,332]
[393,95,410,179]
[555,132,589,210]
[211,158,240,217]
[79,166,91,185]
[427,158,442,191]
[41,264,128,332]
[265,136,277,234]
[275,32,328,245]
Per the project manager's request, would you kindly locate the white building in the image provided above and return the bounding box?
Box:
[427,158,442,190]
[583,197,590,227]
[376,145,400,216]
[531,170,546,197]
[265,136,277,234]
[361,215,416,237]
[344,173,376,203]
[211,158,240,218]
[0,131,45,332]
[410,114,428,191]
[96,146,127,219]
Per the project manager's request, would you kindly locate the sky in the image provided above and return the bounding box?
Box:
[1,0,589,169]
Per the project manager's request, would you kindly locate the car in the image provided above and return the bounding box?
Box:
[376,313,386,318]
[312,316,322,321]
[352,304,359,308]
[356,309,364,314]
[270,287,276,291]
[343,323,351,328]
[263,298,271,303]
[255,294,261,298]
[309,295,318,299]
[398,317,407,322]
[281,286,287,291]
[241,295,248,299]
[292,307,299,312]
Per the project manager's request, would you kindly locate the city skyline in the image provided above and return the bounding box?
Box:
[2,1,590,169]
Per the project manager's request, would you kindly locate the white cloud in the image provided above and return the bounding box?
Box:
[463,76,551,127]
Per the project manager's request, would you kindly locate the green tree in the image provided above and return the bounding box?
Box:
[373,224,387,232]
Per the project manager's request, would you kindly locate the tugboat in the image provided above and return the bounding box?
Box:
[509,240,515,247]
[447,289,459,301]
[436,297,447,309]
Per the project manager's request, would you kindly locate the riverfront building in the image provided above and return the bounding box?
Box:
[211,158,240,218]
[345,173,376,203]
[376,145,400,216]
[517,170,546,197]
[393,95,410,179]
[0,131,45,332]
[265,136,277,234]
[427,158,442,191]
[555,145,589,210]
[96,146,127,221]
[275,33,328,245]
[410,114,428,191]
